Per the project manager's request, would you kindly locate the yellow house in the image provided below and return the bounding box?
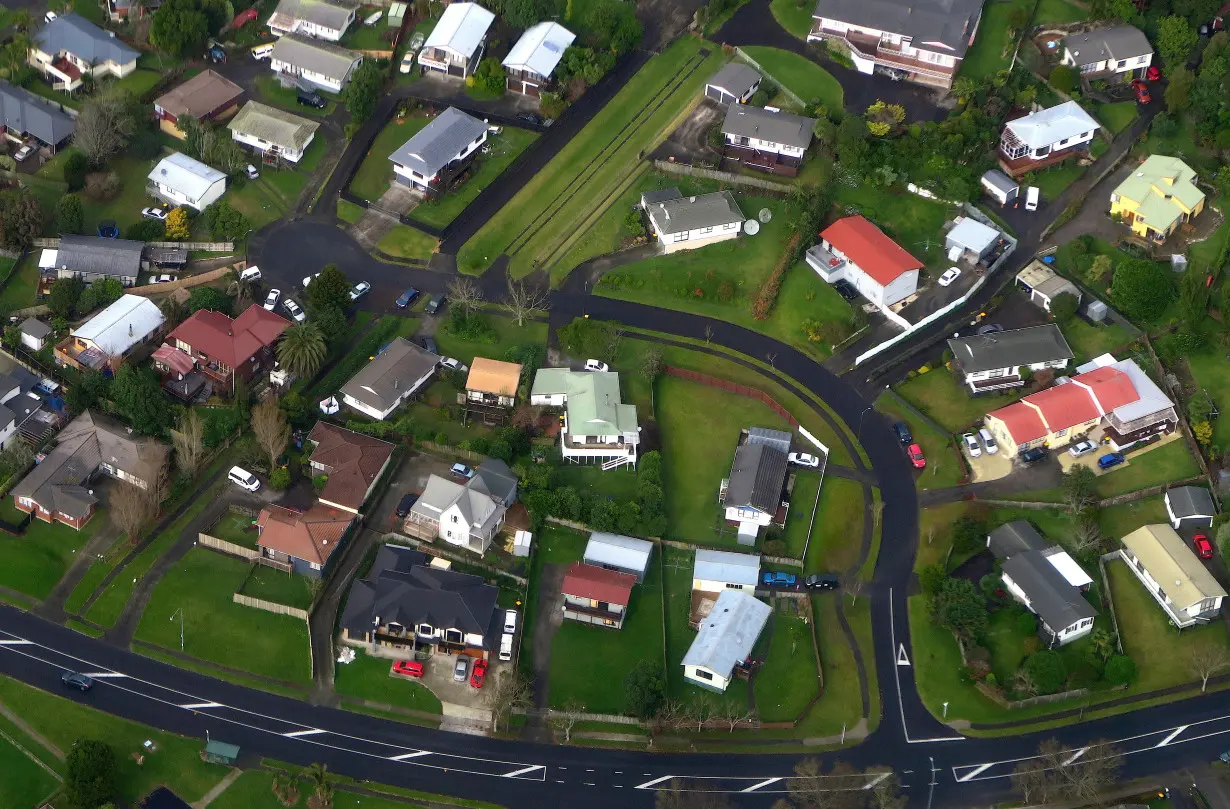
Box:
[1109,155,1205,242]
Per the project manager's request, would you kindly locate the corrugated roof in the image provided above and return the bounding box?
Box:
[946,217,1000,253]
[154,70,244,121]
[987,520,1048,560]
[707,62,761,98]
[682,590,771,679]
[561,562,635,605]
[821,215,923,286]
[693,548,760,587]
[424,2,494,59]
[72,294,164,357]
[1122,524,1227,608]
[724,441,788,513]
[647,190,743,236]
[722,105,815,150]
[1004,101,1099,151]
[1074,355,1174,424]
[987,400,1048,444]
[1002,550,1096,632]
[268,0,358,33]
[55,235,142,278]
[947,324,1073,374]
[148,152,226,201]
[584,532,653,574]
[1166,486,1216,520]
[34,13,138,66]
[388,107,488,179]
[227,101,319,153]
[0,80,75,146]
[1113,155,1205,235]
[270,32,362,82]
[502,21,575,78]
[465,357,522,397]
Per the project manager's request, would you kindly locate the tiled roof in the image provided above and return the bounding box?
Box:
[308,422,394,510]
[257,503,353,565]
[987,401,1048,444]
[168,304,289,369]
[561,562,635,606]
[820,215,923,286]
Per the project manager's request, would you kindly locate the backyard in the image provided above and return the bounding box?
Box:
[239,564,317,611]
[255,76,338,117]
[1061,317,1135,365]
[769,0,815,38]
[410,128,538,229]
[333,650,444,713]
[432,311,548,367]
[349,112,433,202]
[780,470,824,559]
[0,254,36,312]
[895,367,1020,434]
[739,46,844,111]
[1095,102,1138,135]
[1031,160,1086,201]
[833,183,952,269]
[959,0,1032,80]
[0,501,105,601]
[225,135,329,231]
[752,609,821,722]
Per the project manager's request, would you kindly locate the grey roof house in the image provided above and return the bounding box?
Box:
[1016,260,1081,313]
[981,169,1019,206]
[987,520,1047,559]
[990,520,1096,647]
[0,80,75,151]
[44,235,143,286]
[30,13,139,91]
[268,0,359,41]
[1165,486,1216,529]
[721,427,792,545]
[269,33,363,93]
[228,101,320,164]
[584,532,654,582]
[692,548,760,591]
[705,62,761,105]
[1061,25,1153,79]
[947,324,1074,393]
[388,106,488,194]
[404,465,512,554]
[339,337,438,420]
[682,589,771,692]
[642,189,744,254]
[721,105,815,176]
[18,317,52,351]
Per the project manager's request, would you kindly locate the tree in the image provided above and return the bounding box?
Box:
[1049,291,1079,324]
[782,758,866,809]
[1012,738,1123,804]
[252,395,291,472]
[504,0,555,28]
[342,61,383,122]
[864,771,907,809]
[126,219,166,241]
[624,659,665,718]
[307,264,352,313]
[186,286,232,315]
[306,763,333,809]
[48,277,85,318]
[1166,66,1195,110]
[841,572,867,605]
[277,322,328,380]
[1062,464,1099,515]
[110,478,159,540]
[179,115,205,159]
[64,151,89,191]
[447,276,483,315]
[75,90,137,166]
[172,409,206,478]
[469,57,506,96]
[656,783,734,809]
[930,577,988,639]
[549,701,583,742]
[641,346,664,409]
[1189,646,1230,692]
[164,207,191,241]
[1049,64,1076,92]
[0,439,33,481]
[203,199,250,241]
[66,370,110,414]
[718,699,751,732]
[64,739,118,809]
[1070,514,1104,557]
[56,193,84,235]
[1158,15,1199,67]
[503,275,549,326]
[1023,650,1067,694]
[151,0,209,57]
[271,771,300,807]
[1110,259,1175,323]
[111,365,172,436]
[1103,654,1137,686]
[77,277,124,314]
[311,304,347,344]
[0,187,44,250]
[485,669,532,731]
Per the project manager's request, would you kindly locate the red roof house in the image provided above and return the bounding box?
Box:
[256,504,354,577]
[1025,382,1100,433]
[166,304,290,395]
[307,422,396,514]
[985,401,1048,445]
[819,216,924,308]
[561,562,636,629]
[1074,366,1138,414]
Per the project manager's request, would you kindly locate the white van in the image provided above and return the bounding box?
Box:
[504,609,518,634]
[978,428,998,454]
[1024,186,1040,211]
[239,266,262,282]
[498,633,513,662]
[228,466,261,491]
[251,43,274,60]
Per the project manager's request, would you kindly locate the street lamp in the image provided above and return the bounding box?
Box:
[170,608,184,652]
[942,701,949,719]
[857,405,874,439]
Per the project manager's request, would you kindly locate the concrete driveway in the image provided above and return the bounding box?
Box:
[962,443,1013,482]
[370,452,456,534]
[1058,431,1183,477]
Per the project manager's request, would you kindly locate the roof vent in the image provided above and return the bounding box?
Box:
[689,196,696,203]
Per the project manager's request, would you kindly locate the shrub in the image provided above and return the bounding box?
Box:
[1023,650,1067,695]
[1103,654,1137,686]
[312,474,328,491]
[83,172,121,202]
[762,538,787,556]
[269,466,291,489]
[125,219,165,241]
[1015,610,1037,635]
[752,231,800,321]
[63,151,89,191]
[1049,64,1077,92]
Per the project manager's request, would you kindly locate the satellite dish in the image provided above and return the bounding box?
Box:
[758,208,772,223]
[743,220,760,235]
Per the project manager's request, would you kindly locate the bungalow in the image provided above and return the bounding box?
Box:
[945,216,1003,264]
[806,215,923,311]
[268,0,359,41]
[270,33,363,93]
[256,503,354,577]
[228,101,320,164]
[584,532,654,582]
[1061,25,1152,80]
[641,188,744,254]
[720,427,792,545]
[682,589,771,692]
[946,324,1074,393]
[1121,524,1226,628]
[988,521,1096,647]
[419,2,494,79]
[721,105,816,177]
[404,462,513,554]
[388,107,488,195]
[1110,155,1206,243]
[148,153,227,211]
[692,548,760,593]
[1165,486,1216,529]
[561,562,636,629]
[704,62,761,105]
[980,169,1019,206]
[45,234,142,287]
[0,80,75,154]
[1016,260,1081,312]
[339,337,438,420]
[339,543,502,660]
[503,22,575,97]
[464,357,522,410]
[162,304,290,396]
[307,422,395,514]
[997,101,1099,178]
[530,368,640,470]
[153,71,244,139]
[54,294,164,374]
[18,318,51,352]
[29,13,138,92]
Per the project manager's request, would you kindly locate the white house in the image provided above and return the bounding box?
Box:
[946,324,1074,393]
[692,548,760,593]
[147,153,227,211]
[228,101,320,164]
[806,214,922,310]
[405,473,507,554]
[584,532,653,582]
[529,368,639,470]
[720,105,815,176]
[339,337,438,420]
[1061,25,1152,79]
[1165,486,1216,529]
[720,427,792,545]
[705,62,761,105]
[270,33,363,93]
[1016,260,1081,312]
[641,188,744,254]
[388,106,487,194]
[419,2,494,79]
[29,13,138,92]
[981,169,1019,206]
[268,0,358,41]
[998,101,1099,177]
[1121,524,1226,628]
[682,590,771,692]
[502,21,575,96]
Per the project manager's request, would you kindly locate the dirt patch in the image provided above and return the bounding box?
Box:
[637,0,708,47]
[652,101,724,164]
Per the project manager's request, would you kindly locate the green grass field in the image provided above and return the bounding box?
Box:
[411,128,538,229]
[433,312,547,366]
[1061,317,1135,365]
[805,476,866,573]
[834,183,951,269]
[753,612,820,722]
[79,154,163,238]
[739,47,843,111]
[1095,101,1138,135]
[769,0,816,37]
[349,113,433,202]
[0,731,58,809]
[1031,0,1088,23]
[0,254,38,313]
[1095,438,1200,497]
[377,224,439,259]
[0,501,104,600]
[334,651,443,713]
[255,76,338,117]
[895,368,1021,434]
[780,470,823,558]
[239,565,316,610]
[1031,160,1086,201]
[1188,348,1230,446]
[960,0,1031,79]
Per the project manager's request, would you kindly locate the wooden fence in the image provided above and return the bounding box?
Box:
[383,534,529,586]
[130,267,232,295]
[232,593,309,620]
[664,366,799,427]
[651,160,795,194]
[32,238,235,251]
[198,533,259,560]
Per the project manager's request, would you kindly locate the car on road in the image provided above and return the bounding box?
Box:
[141,207,168,221]
[833,280,858,301]
[399,50,416,72]
[907,443,926,469]
[504,610,517,634]
[1024,186,1039,211]
[517,112,545,127]
[1131,78,1152,104]
[450,463,474,480]
[350,281,371,301]
[805,573,839,590]
[938,267,962,287]
[1020,446,1047,464]
[395,288,419,308]
[61,671,93,691]
[424,293,445,315]
[762,571,798,588]
[1069,440,1096,458]
[1194,534,1214,559]
[892,422,913,445]
[239,266,262,282]
[282,298,305,322]
[1146,65,1161,81]
[1097,452,1126,470]
[13,144,34,162]
[228,466,261,491]
[470,658,488,689]
[453,656,470,682]
[584,359,609,372]
[978,428,998,454]
[264,289,281,311]
[149,274,173,284]
[962,433,981,458]
[392,660,423,678]
[302,273,320,289]
[439,356,464,371]
[788,452,820,468]
[976,323,1003,335]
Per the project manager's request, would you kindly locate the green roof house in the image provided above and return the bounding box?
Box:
[530,368,640,470]
[1110,155,1206,243]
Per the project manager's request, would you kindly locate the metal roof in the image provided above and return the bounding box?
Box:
[947,324,1073,374]
[707,62,761,98]
[270,32,362,82]
[1062,25,1152,65]
[268,0,359,33]
[0,80,75,146]
[1122,524,1227,609]
[946,217,1000,253]
[388,106,487,179]
[154,70,244,121]
[987,520,1048,560]
[339,337,438,413]
[228,101,319,153]
[723,428,792,513]
[809,0,984,56]
[981,169,1017,194]
[1004,101,1099,151]
[502,21,575,78]
[1074,354,1175,425]
[682,590,771,679]
[693,548,760,586]
[646,190,743,237]
[1002,550,1096,632]
[584,532,654,574]
[148,152,226,201]
[424,2,495,60]
[721,105,815,150]
[34,13,138,66]
[55,235,143,278]
[71,294,165,356]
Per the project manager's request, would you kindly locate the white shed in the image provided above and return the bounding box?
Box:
[692,548,760,593]
[583,532,653,582]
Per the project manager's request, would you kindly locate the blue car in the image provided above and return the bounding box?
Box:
[1097,452,1125,470]
[395,288,419,309]
[762,571,798,588]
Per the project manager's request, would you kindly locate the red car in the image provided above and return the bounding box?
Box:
[1194,534,1214,560]
[1145,65,1161,81]
[470,659,488,689]
[908,443,926,469]
[1131,79,1152,104]
[392,660,424,678]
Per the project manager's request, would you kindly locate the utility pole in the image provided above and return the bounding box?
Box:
[170,608,184,652]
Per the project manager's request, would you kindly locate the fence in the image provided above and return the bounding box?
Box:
[664,366,799,427]
[1097,475,1203,508]
[733,47,806,107]
[232,592,309,620]
[651,160,795,194]
[382,534,529,587]
[0,248,19,260]
[31,238,235,251]
[415,440,483,463]
[198,533,260,560]
[1098,552,1126,655]
[129,267,232,295]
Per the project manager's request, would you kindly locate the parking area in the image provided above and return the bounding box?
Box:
[1057,431,1183,476]
[651,100,723,164]
[962,441,1014,482]
[369,452,457,533]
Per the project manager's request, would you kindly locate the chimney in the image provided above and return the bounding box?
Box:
[129,323,133,336]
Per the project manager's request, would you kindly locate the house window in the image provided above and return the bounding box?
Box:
[445,629,462,643]
[694,669,713,681]
[985,369,1005,378]
[451,515,458,523]
[725,582,742,589]
[700,226,713,234]
[1116,59,1126,68]
[1055,428,1067,437]
[417,623,433,635]
[309,562,322,570]
[673,233,689,242]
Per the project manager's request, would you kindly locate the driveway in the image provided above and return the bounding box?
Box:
[369,452,456,535]
[522,562,565,741]
[651,101,723,164]
[963,444,1013,483]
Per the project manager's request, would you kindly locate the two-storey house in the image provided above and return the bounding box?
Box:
[720,427,792,545]
[30,13,138,92]
[805,214,923,311]
[1110,155,1206,243]
[419,2,494,79]
[268,0,359,41]
[561,562,636,630]
[270,33,363,93]
[162,305,290,396]
[1121,524,1226,628]
[307,422,395,515]
[502,21,575,97]
[1061,25,1152,80]
[530,368,640,470]
[404,460,517,555]
[946,324,1074,393]
[988,521,1096,647]
[721,104,815,176]
[387,106,488,195]
[998,100,1099,178]
[464,357,522,414]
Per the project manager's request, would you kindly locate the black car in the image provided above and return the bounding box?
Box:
[297,89,327,109]
[805,573,840,591]
[833,280,858,301]
[395,287,419,308]
[1019,446,1047,464]
[892,422,913,445]
[424,294,446,315]
[976,323,1004,335]
[61,671,93,692]
[395,493,419,518]
[420,335,438,354]
[517,112,544,127]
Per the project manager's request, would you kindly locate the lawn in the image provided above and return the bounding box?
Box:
[769,0,816,38]
[1188,348,1230,445]
[1098,496,1169,540]
[342,16,396,51]
[134,547,313,684]
[333,650,443,713]
[876,393,962,490]
[113,68,163,98]
[0,500,104,600]
[210,770,447,809]
[457,38,725,278]
[1031,0,1088,23]
[799,594,865,735]
[0,254,39,312]
[804,476,866,573]
[658,375,792,547]
[959,0,1032,80]
[377,224,438,259]
[338,199,365,224]
[433,311,548,367]
[1095,102,1138,135]
[349,112,433,202]
[780,470,823,559]
[239,564,317,611]
[226,139,327,232]
[1095,438,1200,497]
[0,731,58,809]
[1031,160,1086,201]
[753,611,820,722]
[833,183,952,269]
[410,128,538,229]
[210,510,261,548]
[895,367,1020,434]
[738,46,843,111]
[1061,317,1134,365]
[520,526,587,678]
[255,76,338,117]
[78,154,164,238]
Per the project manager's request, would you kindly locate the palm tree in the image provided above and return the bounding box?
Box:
[306,763,333,809]
[276,322,327,380]
[10,9,32,33]
[271,771,299,807]
[950,76,976,105]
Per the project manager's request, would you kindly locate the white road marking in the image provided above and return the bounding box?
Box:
[503,765,545,778]
[888,588,964,744]
[863,773,892,790]
[1062,748,1087,766]
[180,702,222,710]
[635,776,675,790]
[741,778,781,793]
[896,645,910,667]
[584,782,595,786]
[1157,726,1188,747]
[282,729,326,738]
[0,639,32,645]
[955,763,995,783]
[389,752,431,761]
[83,672,126,678]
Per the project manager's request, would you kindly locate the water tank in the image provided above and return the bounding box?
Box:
[1084,299,1108,323]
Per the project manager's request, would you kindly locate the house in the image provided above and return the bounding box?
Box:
[503,22,575,97]
[682,589,771,692]
[1165,486,1216,529]
[692,548,760,593]
[984,354,1178,452]
[721,427,792,545]
[339,337,438,420]
[103,0,144,22]
[44,234,142,287]
[584,532,653,582]
[464,357,522,410]
[561,562,636,629]
[307,422,395,514]
[151,342,205,403]
[997,101,1099,177]
[419,2,495,79]
[988,521,1096,647]
[1120,524,1226,628]
[256,503,354,577]
[704,62,761,105]
[12,410,169,529]
[1061,25,1152,80]
[268,0,359,41]
[806,215,923,311]
[980,169,1019,206]
[387,107,488,195]
[19,318,51,352]
[270,33,363,93]
[804,0,984,89]
[0,368,61,449]
[147,153,227,212]
[946,324,1074,393]
[54,294,165,374]
[163,305,290,396]
[1016,260,1081,312]
[529,368,640,469]
[404,467,509,554]
[29,13,139,92]
[641,188,744,254]
[721,105,816,176]
[339,543,502,660]
[0,80,75,154]
[228,101,320,164]
[945,216,1002,264]
[153,71,244,139]
[1110,155,1206,243]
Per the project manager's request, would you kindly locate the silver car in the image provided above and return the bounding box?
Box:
[453,656,470,682]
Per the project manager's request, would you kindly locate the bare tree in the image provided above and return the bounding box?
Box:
[1069,515,1104,556]
[447,277,484,314]
[766,352,777,368]
[840,573,867,606]
[548,701,583,743]
[503,276,548,327]
[1012,667,1037,698]
[718,699,751,732]
[656,781,734,809]
[485,669,533,732]
[687,696,713,732]
[110,480,157,542]
[864,770,906,809]
[251,395,291,473]
[1011,738,1123,805]
[74,89,136,166]
[171,409,206,478]
[648,698,684,739]
[1189,647,1230,692]
[785,758,866,809]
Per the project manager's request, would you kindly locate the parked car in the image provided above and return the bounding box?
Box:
[498,633,513,662]
[833,280,858,301]
[206,44,226,63]
[239,266,262,282]
[517,112,545,127]
[1024,186,1040,211]
[263,289,281,311]
[228,466,260,491]
[1069,440,1096,458]
[98,220,119,238]
[804,573,840,590]
[302,273,320,289]
[1020,446,1047,464]
[762,571,798,588]
[350,281,371,301]
[420,335,438,354]
[788,452,820,468]
[44,10,58,23]
[1220,750,1230,765]
[978,428,998,454]
[504,609,518,634]
[282,298,305,322]
[61,671,92,692]
[1131,78,1152,104]
[962,433,982,458]
[251,43,275,60]
[453,656,470,682]
[907,443,926,469]
[13,144,34,162]
[399,50,416,73]
[395,288,419,308]
[1097,452,1126,470]
[246,164,260,179]
[450,463,474,480]
[407,32,425,50]
[892,422,913,445]
[470,658,488,689]
[1146,65,1162,81]
[395,493,418,518]
[141,207,168,221]
[297,89,327,108]
[392,660,423,678]
[439,357,463,371]
[424,293,445,315]
[149,274,173,284]
[1194,534,1214,560]
[938,267,962,287]
[976,323,1003,335]
[584,359,609,372]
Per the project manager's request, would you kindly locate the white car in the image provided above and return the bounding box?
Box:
[264,289,281,311]
[788,452,821,468]
[1069,440,1097,458]
[1024,186,1040,211]
[439,357,464,371]
[13,144,34,162]
[282,298,306,322]
[938,267,962,287]
[963,433,982,458]
[399,51,416,73]
[350,281,371,300]
[227,466,260,491]
[141,207,168,221]
[504,609,518,634]
[584,359,609,372]
[408,32,425,50]
[302,273,320,289]
[978,428,998,455]
[149,274,173,284]
[44,10,57,23]
[246,164,259,179]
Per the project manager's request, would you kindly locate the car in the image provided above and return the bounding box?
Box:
[1131,79,1152,104]
[833,280,858,301]
[97,220,119,238]
[424,293,445,315]
[584,359,609,372]
[908,443,926,469]
[251,43,275,60]
[1097,451,1126,470]
[893,422,913,445]
[788,452,820,468]
[450,463,474,480]
[1069,440,1096,458]
[517,112,545,126]
[976,323,1003,335]
[395,493,419,518]
[149,274,173,284]
[395,288,419,308]
[762,571,798,587]
[246,164,260,180]
[1024,186,1040,211]
[1220,750,1230,765]
[297,89,327,109]
[392,660,424,678]
[264,289,281,311]
[1020,446,1047,464]
[504,609,517,634]
[938,267,962,287]
[141,207,168,221]
[1146,65,1162,81]
[228,466,260,491]
[408,32,425,50]
[498,633,513,661]
[239,266,262,282]
[804,573,840,590]
[206,44,226,63]
[400,51,416,72]
[350,281,371,301]
[470,658,488,688]
[44,11,58,23]
[302,273,320,289]
[282,298,306,322]
[978,428,998,455]
[453,656,470,682]
[963,433,982,458]
[13,144,34,162]
[420,335,438,354]
[1194,534,1214,560]
[61,671,92,691]
[439,357,463,371]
